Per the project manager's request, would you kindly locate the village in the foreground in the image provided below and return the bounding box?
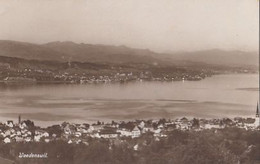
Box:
[1,105,259,146]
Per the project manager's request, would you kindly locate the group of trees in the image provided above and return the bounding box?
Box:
[137,128,260,164]
[0,127,259,164]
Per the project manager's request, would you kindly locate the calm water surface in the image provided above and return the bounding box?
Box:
[0,74,258,127]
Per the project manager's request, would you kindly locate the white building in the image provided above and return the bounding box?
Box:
[15,136,23,142]
[34,135,41,142]
[4,137,11,143]
[5,121,14,128]
[99,131,119,139]
[131,126,141,138]
[117,125,141,138]
[138,121,145,129]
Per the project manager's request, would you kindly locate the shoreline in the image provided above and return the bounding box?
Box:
[0,115,257,128]
[0,115,259,129]
[0,72,258,86]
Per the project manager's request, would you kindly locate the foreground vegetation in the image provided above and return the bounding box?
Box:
[0,127,259,164]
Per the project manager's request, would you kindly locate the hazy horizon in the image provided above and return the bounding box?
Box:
[0,0,258,53]
[1,39,259,54]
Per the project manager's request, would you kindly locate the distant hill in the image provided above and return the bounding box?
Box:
[166,49,259,67]
[0,40,66,61]
[43,41,159,64]
[0,40,160,65]
[0,40,258,68]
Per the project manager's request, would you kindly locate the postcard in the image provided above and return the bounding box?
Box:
[0,0,259,164]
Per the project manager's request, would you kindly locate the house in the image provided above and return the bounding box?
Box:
[205,124,221,129]
[90,132,101,138]
[24,137,31,142]
[68,139,73,144]
[92,124,104,131]
[77,124,90,133]
[180,117,189,123]
[42,132,49,137]
[35,129,44,135]
[16,131,21,136]
[0,132,5,137]
[75,132,82,137]
[75,139,81,144]
[21,129,27,134]
[19,122,27,129]
[5,121,13,128]
[118,125,141,138]
[87,125,95,133]
[44,138,50,143]
[177,118,191,130]
[117,128,132,137]
[153,128,161,137]
[142,124,154,133]
[27,131,32,136]
[83,141,89,146]
[15,136,23,142]
[131,126,141,138]
[221,118,234,127]
[155,137,160,141]
[63,124,76,135]
[133,144,139,151]
[4,130,11,136]
[110,121,119,128]
[20,120,34,129]
[157,124,164,129]
[138,121,145,129]
[99,130,120,139]
[10,133,16,138]
[165,124,176,131]
[34,135,41,142]
[3,137,11,143]
[10,129,15,133]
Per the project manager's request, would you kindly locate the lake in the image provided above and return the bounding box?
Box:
[0,74,258,127]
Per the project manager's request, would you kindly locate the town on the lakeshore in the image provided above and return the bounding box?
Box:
[0,104,259,146]
[1,55,256,85]
[1,67,211,84]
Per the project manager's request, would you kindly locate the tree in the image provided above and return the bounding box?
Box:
[191,118,200,129]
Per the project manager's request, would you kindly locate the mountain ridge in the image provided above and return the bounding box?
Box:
[0,40,258,67]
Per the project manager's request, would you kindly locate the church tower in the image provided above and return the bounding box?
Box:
[18,115,21,124]
[255,102,260,128]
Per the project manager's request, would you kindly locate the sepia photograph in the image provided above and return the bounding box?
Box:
[0,0,259,164]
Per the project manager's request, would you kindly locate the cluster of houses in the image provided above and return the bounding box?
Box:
[0,105,259,145]
[1,63,210,84]
[0,120,35,144]
[52,70,209,83]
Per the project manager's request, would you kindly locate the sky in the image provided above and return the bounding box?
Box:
[0,0,258,52]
